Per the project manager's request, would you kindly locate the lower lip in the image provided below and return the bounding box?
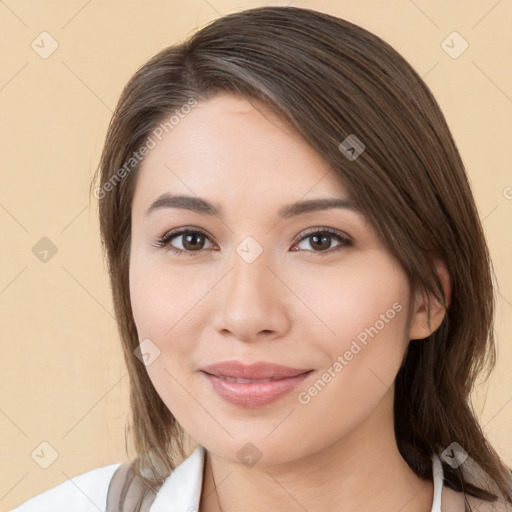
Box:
[201,371,314,408]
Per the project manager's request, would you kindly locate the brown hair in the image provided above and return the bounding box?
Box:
[91,5,512,509]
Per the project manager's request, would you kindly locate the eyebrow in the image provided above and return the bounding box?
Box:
[145,193,360,219]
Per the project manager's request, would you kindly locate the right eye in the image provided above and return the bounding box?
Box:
[154,228,216,256]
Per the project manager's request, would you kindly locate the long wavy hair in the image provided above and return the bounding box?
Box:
[91,6,512,509]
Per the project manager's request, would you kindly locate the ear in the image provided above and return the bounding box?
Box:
[409,259,451,341]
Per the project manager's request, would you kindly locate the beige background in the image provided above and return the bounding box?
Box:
[1,0,511,510]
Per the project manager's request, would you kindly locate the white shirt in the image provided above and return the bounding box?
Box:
[12,446,447,511]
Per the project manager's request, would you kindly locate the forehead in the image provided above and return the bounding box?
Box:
[132,93,350,216]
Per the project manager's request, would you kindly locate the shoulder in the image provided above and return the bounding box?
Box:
[466,495,512,512]
[11,462,122,512]
[442,485,512,512]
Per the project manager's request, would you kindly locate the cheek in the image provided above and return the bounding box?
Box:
[289,263,410,447]
[291,254,411,401]
[129,253,215,370]
[128,256,202,407]
[130,251,193,337]
[290,253,410,344]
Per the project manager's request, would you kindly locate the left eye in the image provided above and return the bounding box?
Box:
[293,229,352,254]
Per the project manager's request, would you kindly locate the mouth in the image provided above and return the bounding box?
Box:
[200,369,315,408]
[199,360,314,380]
[201,372,311,383]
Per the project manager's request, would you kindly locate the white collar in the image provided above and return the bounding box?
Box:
[150,445,444,511]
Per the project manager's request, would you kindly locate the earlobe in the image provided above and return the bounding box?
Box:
[409,259,451,341]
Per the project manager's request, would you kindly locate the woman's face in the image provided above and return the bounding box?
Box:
[129,92,418,465]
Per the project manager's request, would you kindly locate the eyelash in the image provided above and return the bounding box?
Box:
[153,227,352,257]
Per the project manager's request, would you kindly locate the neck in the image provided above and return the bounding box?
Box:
[199,389,434,512]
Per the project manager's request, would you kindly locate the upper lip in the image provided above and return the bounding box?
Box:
[200,361,313,380]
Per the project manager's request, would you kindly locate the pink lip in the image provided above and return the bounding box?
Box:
[200,360,313,380]
[200,360,314,408]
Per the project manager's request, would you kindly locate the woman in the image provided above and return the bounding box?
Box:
[13,5,512,512]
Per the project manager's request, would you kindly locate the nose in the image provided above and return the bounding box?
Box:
[211,248,291,343]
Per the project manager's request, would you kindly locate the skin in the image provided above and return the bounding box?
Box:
[129,92,450,512]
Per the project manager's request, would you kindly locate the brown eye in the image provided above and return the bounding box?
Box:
[294,228,352,254]
[157,229,214,255]
[180,232,208,251]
